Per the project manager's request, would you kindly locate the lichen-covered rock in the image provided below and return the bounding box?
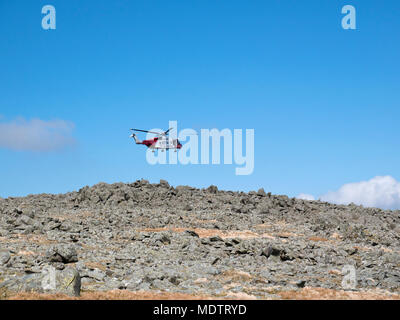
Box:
[0,267,81,297]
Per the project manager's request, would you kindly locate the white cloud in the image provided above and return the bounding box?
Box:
[296,193,315,201]
[320,176,400,210]
[0,117,76,152]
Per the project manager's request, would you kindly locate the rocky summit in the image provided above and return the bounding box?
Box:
[0,179,399,299]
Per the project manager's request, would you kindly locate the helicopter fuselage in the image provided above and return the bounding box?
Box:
[139,137,182,150]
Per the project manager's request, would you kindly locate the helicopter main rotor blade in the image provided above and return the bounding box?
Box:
[132,129,164,135]
[163,128,173,135]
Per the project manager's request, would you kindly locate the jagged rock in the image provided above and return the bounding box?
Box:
[45,245,78,263]
[185,230,199,237]
[257,188,267,197]
[159,179,170,188]
[85,269,106,281]
[206,185,218,194]
[0,251,11,265]
[153,233,171,245]
[261,246,277,258]
[0,267,81,297]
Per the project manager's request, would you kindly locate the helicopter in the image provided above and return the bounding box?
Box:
[130,128,183,152]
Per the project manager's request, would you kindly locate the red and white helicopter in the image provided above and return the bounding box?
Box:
[130,128,182,152]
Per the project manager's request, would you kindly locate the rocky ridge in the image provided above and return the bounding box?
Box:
[0,179,399,299]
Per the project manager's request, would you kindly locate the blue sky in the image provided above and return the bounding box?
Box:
[1,1,399,207]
